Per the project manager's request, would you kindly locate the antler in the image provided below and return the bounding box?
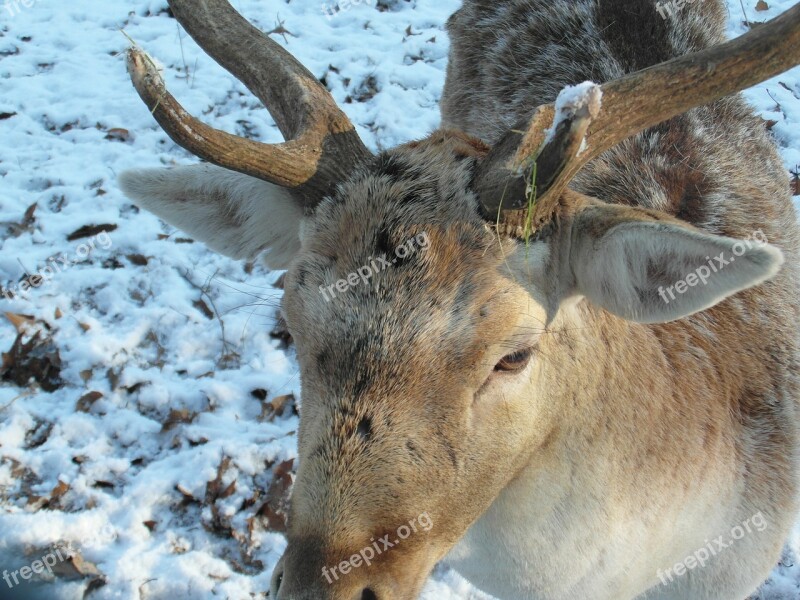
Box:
[127,0,372,208]
[477,3,800,235]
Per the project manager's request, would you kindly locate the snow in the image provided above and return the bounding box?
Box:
[544,81,603,152]
[0,1,798,599]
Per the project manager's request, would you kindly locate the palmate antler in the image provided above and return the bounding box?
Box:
[127,0,371,209]
[476,3,800,235]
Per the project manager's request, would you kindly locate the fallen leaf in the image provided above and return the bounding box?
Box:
[193,298,214,320]
[51,548,103,580]
[66,224,117,242]
[125,253,149,266]
[256,459,295,533]
[755,0,769,10]
[2,329,63,392]
[175,484,199,504]
[162,408,197,431]
[3,312,36,332]
[105,127,131,142]
[259,394,296,422]
[76,391,103,413]
[205,457,238,535]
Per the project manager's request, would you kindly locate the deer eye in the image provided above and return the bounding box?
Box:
[495,348,534,372]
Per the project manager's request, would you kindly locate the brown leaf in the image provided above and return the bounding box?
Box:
[3,312,35,332]
[175,484,199,504]
[50,548,103,580]
[76,391,103,413]
[105,128,131,142]
[51,480,70,500]
[755,0,769,10]
[162,408,197,431]
[250,388,268,401]
[23,203,37,224]
[193,298,214,320]
[126,253,149,266]
[54,307,63,319]
[1,329,63,392]
[1,202,37,238]
[270,314,293,348]
[204,457,238,535]
[259,394,296,422]
[256,459,295,532]
[66,224,117,242]
[143,520,157,532]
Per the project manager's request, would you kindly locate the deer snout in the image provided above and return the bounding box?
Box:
[271,541,389,600]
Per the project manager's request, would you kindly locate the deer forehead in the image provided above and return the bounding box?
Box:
[284,222,532,385]
[281,149,543,392]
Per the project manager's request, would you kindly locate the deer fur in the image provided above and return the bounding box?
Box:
[119,1,800,599]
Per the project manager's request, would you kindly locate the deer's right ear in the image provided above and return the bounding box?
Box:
[119,164,304,269]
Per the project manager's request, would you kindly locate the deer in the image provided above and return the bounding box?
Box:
[117,1,800,598]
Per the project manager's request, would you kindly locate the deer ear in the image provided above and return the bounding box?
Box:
[119,164,304,269]
[567,202,784,324]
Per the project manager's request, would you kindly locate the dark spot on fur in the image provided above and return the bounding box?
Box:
[374,226,394,257]
[374,154,410,182]
[406,439,423,462]
[296,268,308,287]
[596,0,673,72]
[357,417,372,442]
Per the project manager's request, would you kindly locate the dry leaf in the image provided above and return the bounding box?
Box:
[259,394,296,423]
[175,484,199,504]
[4,312,35,332]
[162,408,197,431]
[76,391,103,413]
[105,127,131,142]
[256,459,295,533]
[2,329,63,392]
[51,548,102,580]
[193,298,214,320]
[755,0,769,10]
[125,253,149,266]
[66,224,117,242]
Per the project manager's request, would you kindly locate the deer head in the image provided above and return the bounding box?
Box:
[119,2,800,599]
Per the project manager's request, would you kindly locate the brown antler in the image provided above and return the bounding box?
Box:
[127,0,372,208]
[477,3,800,235]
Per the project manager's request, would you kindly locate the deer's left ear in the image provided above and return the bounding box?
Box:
[119,164,304,269]
[562,199,784,324]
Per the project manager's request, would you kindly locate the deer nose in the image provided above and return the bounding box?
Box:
[271,543,387,600]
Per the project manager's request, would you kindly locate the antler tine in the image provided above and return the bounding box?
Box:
[127,48,320,190]
[127,0,372,207]
[480,3,800,236]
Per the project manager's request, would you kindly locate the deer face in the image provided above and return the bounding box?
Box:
[271,135,557,599]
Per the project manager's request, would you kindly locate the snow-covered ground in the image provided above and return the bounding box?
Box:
[0,1,798,599]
